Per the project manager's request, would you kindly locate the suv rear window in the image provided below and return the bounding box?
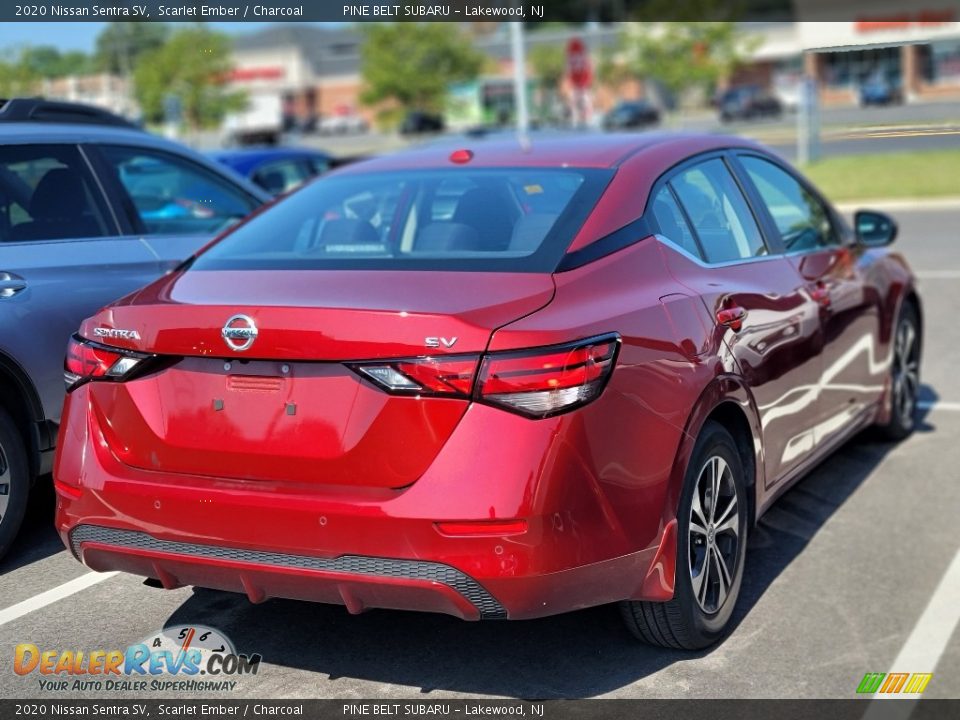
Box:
[190,168,611,272]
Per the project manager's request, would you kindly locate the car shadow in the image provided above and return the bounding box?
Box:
[0,475,64,574]
[159,385,937,698]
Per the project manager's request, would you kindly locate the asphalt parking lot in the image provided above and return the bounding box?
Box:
[1,207,959,700]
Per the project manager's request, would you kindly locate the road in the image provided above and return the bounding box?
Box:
[1,208,959,700]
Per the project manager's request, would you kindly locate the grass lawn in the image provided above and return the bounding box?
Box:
[801,149,960,201]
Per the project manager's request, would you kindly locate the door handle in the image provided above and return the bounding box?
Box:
[0,272,26,298]
[810,281,831,309]
[717,306,747,331]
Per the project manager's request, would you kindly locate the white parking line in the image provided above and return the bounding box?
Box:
[0,571,117,628]
[862,546,960,717]
[918,401,960,412]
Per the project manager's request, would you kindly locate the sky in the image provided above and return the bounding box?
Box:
[0,22,317,53]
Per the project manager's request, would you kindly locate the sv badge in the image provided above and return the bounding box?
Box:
[425,336,458,349]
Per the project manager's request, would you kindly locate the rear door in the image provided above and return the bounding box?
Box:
[735,152,881,444]
[650,153,825,487]
[87,143,263,271]
[0,143,158,423]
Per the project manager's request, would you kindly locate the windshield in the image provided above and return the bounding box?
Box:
[190,167,612,273]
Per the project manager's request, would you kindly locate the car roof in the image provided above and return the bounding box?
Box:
[333,132,765,173]
[0,122,272,202]
[209,146,330,175]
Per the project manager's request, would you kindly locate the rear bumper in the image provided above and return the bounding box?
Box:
[55,385,681,620]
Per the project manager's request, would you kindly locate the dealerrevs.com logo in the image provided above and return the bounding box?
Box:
[14,625,261,693]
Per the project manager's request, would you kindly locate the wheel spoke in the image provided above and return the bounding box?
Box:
[712,546,731,609]
[690,520,709,538]
[690,481,708,530]
[714,495,737,530]
[709,457,725,524]
[695,551,711,606]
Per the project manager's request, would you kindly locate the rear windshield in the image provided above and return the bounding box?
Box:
[190,167,612,273]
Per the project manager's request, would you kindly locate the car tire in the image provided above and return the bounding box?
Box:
[877,303,921,441]
[621,420,748,649]
[0,406,29,560]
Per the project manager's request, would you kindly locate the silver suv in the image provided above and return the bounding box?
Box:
[0,99,270,557]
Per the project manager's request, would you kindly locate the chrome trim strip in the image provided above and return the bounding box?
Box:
[69,525,507,619]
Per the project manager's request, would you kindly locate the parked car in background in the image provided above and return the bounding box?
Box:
[56,133,920,649]
[318,110,369,136]
[718,85,783,122]
[603,100,661,131]
[0,98,270,559]
[859,72,903,106]
[209,147,337,195]
[400,111,445,135]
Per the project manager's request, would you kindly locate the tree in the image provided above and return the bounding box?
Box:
[605,22,754,102]
[360,24,484,123]
[0,53,37,97]
[529,44,567,123]
[19,46,93,78]
[132,26,245,129]
[95,22,169,75]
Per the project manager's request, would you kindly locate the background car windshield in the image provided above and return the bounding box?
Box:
[191,167,610,272]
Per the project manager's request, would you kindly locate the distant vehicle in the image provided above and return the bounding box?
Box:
[859,73,903,106]
[210,147,336,195]
[0,98,270,559]
[400,111,445,135]
[224,93,284,146]
[318,111,369,136]
[719,86,782,122]
[603,100,661,131]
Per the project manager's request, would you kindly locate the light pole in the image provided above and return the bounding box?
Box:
[510,21,530,137]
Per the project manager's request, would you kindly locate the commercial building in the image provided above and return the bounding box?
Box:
[225,18,960,125]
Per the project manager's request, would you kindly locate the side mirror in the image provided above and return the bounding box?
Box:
[855,210,898,247]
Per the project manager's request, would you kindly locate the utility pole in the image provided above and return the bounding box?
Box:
[510,21,530,137]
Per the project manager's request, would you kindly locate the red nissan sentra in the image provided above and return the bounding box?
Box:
[55,134,921,648]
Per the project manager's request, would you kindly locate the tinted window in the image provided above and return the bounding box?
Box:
[252,159,313,195]
[100,146,258,235]
[650,186,701,258]
[740,156,838,252]
[670,158,766,263]
[0,145,112,242]
[191,168,611,273]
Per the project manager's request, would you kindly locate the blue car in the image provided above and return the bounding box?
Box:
[860,73,902,106]
[209,147,345,196]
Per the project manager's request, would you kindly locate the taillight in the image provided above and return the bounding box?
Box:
[64,335,150,391]
[349,355,480,397]
[349,334,619,419]
[477,335,619,418]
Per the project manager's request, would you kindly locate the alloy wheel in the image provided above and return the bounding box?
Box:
[689,455,740,614]
[0,444,9,523]
[892,318,920,428]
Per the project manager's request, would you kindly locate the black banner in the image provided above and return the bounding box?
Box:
[2,0,958,23]
[1,700,959,720]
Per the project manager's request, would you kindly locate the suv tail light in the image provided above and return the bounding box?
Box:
[477,336,619,418]
[64,336,151,391]
[348,335,619,419]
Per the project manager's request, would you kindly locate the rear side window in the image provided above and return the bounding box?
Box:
[670,158,767,264]
[252,159,314,195]
[191,168,611,273]
[650,186,701,258]
[0,144,112,243]
[739,156,838,251]
[99,145,258,236]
